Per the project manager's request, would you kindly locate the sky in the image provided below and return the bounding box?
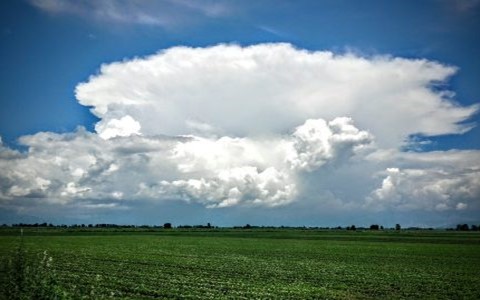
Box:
[0,0,479,227]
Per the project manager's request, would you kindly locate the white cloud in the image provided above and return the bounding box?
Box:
[76,43,478,148]
[96,115,141,139]
[2,44,480,222]
[287,117,373,171]
[366,151,480,211]
[0,117,372,209]
[160,166,296,208]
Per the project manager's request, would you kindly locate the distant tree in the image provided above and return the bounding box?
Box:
[456,224,469,231]
[163,223,172,229]
[370,224,379,230]
[207,222,211,229]
[244,224,251,229]
[395,224,401,231]
[471,225,479,231]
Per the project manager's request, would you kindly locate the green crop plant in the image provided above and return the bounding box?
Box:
[1,229,479,299]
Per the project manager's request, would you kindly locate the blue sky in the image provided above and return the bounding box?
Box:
[0,0,479,227]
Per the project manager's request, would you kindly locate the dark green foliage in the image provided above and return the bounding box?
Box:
[1,240,63,300]
[0,239,109,300]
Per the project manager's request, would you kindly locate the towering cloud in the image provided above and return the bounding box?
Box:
[287,117,373,171]
[1,44,479,222]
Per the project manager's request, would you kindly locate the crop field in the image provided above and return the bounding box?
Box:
[1,229,480,299]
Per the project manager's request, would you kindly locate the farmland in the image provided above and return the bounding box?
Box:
[1,229,480,299]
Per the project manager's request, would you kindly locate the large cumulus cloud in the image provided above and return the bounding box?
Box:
[1,43,480,220]
[0,117,373,209]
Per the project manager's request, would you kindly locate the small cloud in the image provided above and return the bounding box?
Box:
[96,115,142,140]
[81,203,129,210]
[402,135,433,152]
[112,191,123,199]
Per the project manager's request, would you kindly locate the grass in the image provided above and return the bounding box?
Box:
[1,229,479,299]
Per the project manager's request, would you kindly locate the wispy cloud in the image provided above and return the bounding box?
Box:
[452,0,480,12]
[29,0,233,28]
[169,0,231,17]
[257,25,289,38]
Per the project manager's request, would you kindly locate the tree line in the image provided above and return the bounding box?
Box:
[2,222,480,231]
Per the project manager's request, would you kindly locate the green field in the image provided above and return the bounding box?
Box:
[1,229,480,299]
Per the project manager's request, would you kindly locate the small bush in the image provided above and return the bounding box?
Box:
[1,240,115,299]
[1,241,64,300]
